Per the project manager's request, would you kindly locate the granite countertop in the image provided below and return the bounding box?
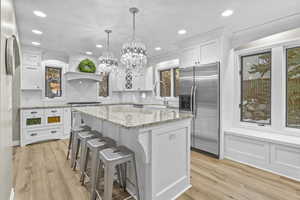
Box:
[19,103,179,110]
[74,105,192,128]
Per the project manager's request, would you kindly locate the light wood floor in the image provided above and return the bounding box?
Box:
[13,140,300,200]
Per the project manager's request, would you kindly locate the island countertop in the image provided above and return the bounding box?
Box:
[74,104,192,128]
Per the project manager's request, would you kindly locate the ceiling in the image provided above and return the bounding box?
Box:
[15,0,300,59]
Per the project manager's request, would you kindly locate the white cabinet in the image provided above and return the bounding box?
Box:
[63,108,71,137]
[21,52,42,90]
[200,40,219,64]
[180,47,200,68]
[112,67,153,91]
[144,66,154,90]
[20,107,68,146]
[180,39,219,68]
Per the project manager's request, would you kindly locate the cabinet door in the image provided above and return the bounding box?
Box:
[200,40,219,64]
[63,108,71,136]
[144,66,153,90]
[21,66,42,90]
[180,47,200,68]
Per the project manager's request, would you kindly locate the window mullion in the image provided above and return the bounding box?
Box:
[271,47,285,130]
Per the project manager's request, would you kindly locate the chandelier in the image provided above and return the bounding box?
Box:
[98,30,118,73]
[120,7,147,74]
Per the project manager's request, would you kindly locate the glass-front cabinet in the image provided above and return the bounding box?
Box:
[26,117,42,126]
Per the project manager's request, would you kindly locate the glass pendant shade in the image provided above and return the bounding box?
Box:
[120,7,147,74]
[98,30,118,73]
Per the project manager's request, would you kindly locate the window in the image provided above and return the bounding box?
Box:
[45,66,62,98]
[240,52,272,124]
[286,47,300,129]
[99,73,109,97]
[160,69,171,97]
[174,68,180,97]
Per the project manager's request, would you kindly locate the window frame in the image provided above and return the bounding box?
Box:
[173,68,180,97]
[159,69,172,97]
[45,66,63,98]
[240,51,272,125]
[99,73,110,98]
[42,60,66,101]
[285,46,300,129]
[234,40,300,137]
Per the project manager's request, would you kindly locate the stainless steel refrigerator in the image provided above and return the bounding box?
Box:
[179,62,220,157]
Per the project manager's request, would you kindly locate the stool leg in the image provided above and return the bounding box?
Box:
[73,140,80,170]
[104,163,115,200]
[70,136,78,168]
[90,152,100,200]
[121,163,127,192]
[79,141,88,175]
[132,157,140,200]
[66,131,73,160]
[80,147,90,184]
[116,164,123,189]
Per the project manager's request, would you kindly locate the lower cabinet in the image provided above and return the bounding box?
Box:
[224,131,300,181]
[21,108,71,146]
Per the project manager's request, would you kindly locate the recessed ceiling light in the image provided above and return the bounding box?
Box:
[155,47,161,51]
[33,10,47,18]
[222,9,234,17]
[32,29,43,35]
[178,29,187,35]
[31,42,40,46]
[96,44,103,48]
[86,51,93,55]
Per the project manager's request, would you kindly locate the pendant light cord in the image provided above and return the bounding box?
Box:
[107,31,110,51]
[132,11,136,40]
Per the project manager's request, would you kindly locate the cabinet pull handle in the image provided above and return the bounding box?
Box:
[31,111,37,114]
[51,110,57,113]
[51,130,57,134]
[30,133,38,136]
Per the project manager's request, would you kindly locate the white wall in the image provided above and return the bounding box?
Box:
[0,0,19,198]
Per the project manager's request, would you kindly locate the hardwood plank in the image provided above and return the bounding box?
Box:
[13,140,300,200]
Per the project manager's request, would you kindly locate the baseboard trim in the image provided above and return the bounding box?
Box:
[12,140,20,147]
[171,184,192,200]
[10,188,14,200]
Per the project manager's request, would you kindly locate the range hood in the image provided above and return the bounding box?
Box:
[64,71,101,82]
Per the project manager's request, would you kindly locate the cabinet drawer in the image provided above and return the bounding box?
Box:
[25,129,48,140]
[22,109,44,116]
[25,127,63,140]
[45,108,63,116]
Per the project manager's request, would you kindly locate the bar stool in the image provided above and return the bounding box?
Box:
[91,146,140,200]
[71,130,101,170]
[80,137,116,186]
[67,125,91,160]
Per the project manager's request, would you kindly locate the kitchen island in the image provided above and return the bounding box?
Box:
[74,105,193,200]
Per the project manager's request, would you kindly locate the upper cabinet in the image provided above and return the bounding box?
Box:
[112,66,153,92]
[21,51,42,90]
[180,39,220,68]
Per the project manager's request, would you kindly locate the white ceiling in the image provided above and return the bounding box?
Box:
[15,0,300,59]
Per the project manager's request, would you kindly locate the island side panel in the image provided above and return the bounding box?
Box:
[146,119,191,200]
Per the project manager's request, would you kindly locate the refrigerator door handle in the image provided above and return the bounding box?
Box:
[193,85,197,115]
[190,85,194,112]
